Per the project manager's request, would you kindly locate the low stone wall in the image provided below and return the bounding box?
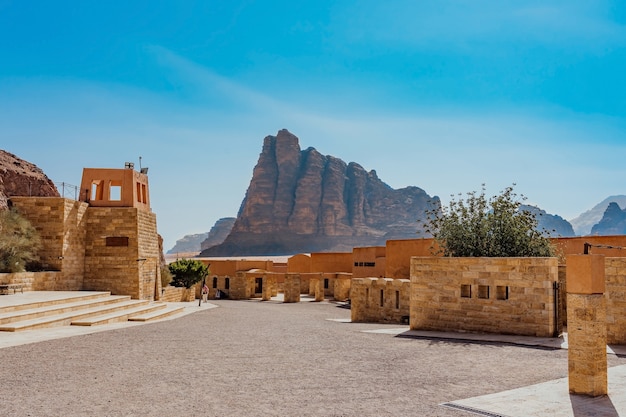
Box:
[410,257,559,337]
[351,278,410,324]
[160,285,196,302]
[605,258,626,344]
[0,271,64,291]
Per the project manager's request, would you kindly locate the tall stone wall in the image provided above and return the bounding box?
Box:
[11,197,88,290]
[605,257,626,344]
[84,207,158,299]
[136,209,160,300]
[410,257,559,337]
[351,278,410,323]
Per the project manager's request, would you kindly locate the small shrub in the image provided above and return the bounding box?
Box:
[423,184,555,257]
[0,209,42,272]
[168,258,209,289]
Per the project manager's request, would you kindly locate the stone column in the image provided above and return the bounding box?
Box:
[262,275,272,301]
[283,274,301,303]
[350,279,367,322]
[566,254,607,397]
[314,278,325,302]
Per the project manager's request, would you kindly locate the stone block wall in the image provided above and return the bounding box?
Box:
[333,273,352,301]
[136,209,160,300]
[410,257,559,337]
[0,271,61,291]
[11,197,88,291]
[84,207,158,300]
[207,275,233,299]
[567,293,607,396]
[605,258,626,344]
[351,278,410,323]
[230,272,248,300]
[160,285,196,302]
[283,274,301,303]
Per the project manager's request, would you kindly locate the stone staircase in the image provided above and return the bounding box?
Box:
[0,291,185,332]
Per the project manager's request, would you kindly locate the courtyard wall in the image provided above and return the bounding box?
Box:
[410,257,559,337]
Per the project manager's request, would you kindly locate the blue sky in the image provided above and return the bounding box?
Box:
[2,1,626,250]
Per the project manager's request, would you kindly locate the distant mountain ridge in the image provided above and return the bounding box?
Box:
[167,233,208,254]
[591,202,626,236]
[521,205,575,237]
[569,195,626,236]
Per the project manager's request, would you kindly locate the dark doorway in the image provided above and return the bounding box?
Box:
[255,277,263,294]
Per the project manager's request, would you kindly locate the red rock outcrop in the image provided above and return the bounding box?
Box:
[201,130,439,256]
[0,150,59,210]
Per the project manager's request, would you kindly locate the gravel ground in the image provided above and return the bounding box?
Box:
[1,299,625,417]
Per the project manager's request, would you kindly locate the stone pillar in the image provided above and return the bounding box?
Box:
[314,278,325,302]
[283,274,301,303]
[566,254,607,397]
[262,275,272,301]
[333,275,352,301]
[350,279,367,322]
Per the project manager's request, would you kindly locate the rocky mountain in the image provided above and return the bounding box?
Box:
[201,129,439,256]
[167,217,237,254]
[569,195,626,236]
[200,217,236,251]
[520,205,575,237]
[591,202,626,235]
[167,233,208,254]
[0,150,59,209]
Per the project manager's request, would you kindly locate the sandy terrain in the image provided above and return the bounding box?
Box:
[1,299,625,417]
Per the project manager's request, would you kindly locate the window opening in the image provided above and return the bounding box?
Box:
[461,284,472,298]
[496,286,509,300]
[478,285,490,299]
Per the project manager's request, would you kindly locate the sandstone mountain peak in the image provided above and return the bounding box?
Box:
[201,130,440,256]
[0,150,59,210]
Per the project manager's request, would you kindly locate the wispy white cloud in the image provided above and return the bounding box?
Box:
[331,1,626,52]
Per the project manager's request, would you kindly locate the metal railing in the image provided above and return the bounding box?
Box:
[55,182,79,200]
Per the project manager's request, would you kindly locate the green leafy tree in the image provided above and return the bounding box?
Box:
[167,258,208,288]
[0,209,42,272]
[423,185,555,257]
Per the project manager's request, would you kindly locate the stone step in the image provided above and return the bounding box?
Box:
[0,295,131,325]
[128,305,185,322]
[0,291,113,314]
[0,299,151,332]
[71,303,167,326]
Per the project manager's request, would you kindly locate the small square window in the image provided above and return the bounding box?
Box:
[461,284,472,298]
[496,286,509,300]
[477,285,490,299]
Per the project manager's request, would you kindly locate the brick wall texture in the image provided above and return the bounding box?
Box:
[567,293,607,396]
[605,258,626,344]
[410,257,559,337]
[351,278,410,324]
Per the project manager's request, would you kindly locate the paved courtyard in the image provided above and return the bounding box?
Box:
[1,298,625,416]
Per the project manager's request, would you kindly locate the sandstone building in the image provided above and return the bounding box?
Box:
[7,166,161,300]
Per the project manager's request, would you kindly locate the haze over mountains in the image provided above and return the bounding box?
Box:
[169,130,626,256]
[1,141,624,257]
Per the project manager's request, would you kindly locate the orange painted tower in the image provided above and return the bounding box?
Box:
[80,164,161,300]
